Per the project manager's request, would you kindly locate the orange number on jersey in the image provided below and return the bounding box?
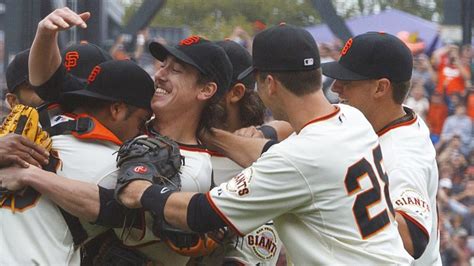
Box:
[344,145,391,239]
[0,154,60,213]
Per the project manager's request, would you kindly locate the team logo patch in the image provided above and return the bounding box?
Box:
[226,168,253,197]
[395,189,430,220]
[64,51,79,71]
[341,38,353,56]
[87,66,101,84]
[134,165,148,174]
[246,226,279,260]
[179,35,201,46]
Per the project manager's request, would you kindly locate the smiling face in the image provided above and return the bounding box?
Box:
[151,56,203,116]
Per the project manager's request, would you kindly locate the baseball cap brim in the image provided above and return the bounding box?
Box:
[149,42,205,74]
[62,89,120,102]
[321,61,370,81]
[237,66,255,81]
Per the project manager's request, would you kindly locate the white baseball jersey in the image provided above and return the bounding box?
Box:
[0,115,120,266]
[118,145,214,266]
[208,105,413,265]
[377,107,440,265]
[210,154,282,265]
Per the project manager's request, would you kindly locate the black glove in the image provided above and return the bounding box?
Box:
[114,135,183,203]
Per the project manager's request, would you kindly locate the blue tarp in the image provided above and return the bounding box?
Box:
[305,9,440,50]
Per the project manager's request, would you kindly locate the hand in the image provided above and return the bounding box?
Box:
[0,134,49,168]
[234,126,264,139]
[0,164,37,191]
[118,180,152,209]
[199,128,229,152]
[37,7,90,35]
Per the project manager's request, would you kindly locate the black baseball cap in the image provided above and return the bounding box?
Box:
[149,36,232,97]
[62,60,154,110]
[6,49,30,92]
[238,23,320,80]
[61,41,113,80]
[322,32,413,82]
[215,40,254,89]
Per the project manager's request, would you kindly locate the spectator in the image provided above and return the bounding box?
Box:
[433,44,471,97]
[109,34,131,60]
[426,91,448,143]
[412,53,437,97]
[447,93,464,116]
[228,26,252,50]
[460,44,473,86]
[440,104,472,155]
[465,86,474,120]
[405,80,430,120]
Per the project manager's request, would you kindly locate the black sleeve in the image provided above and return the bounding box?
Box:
[94,186,143,229]
[261,140,278,155]
[34,64,86,102]
[257,125,278,141]
[187,193,226,233]
[404,216,429,259]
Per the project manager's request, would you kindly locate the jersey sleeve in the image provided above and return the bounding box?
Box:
[389,167,432,237]
[207,151,312,236]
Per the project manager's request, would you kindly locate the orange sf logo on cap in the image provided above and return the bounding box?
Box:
[64,51,79,71]
[341,38,353,56]
[180,35,201,46]
[87,66,102,84]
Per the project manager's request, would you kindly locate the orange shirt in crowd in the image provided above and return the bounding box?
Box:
[467,93,474,120]
[436,56,468,96]
[426,101,448,135]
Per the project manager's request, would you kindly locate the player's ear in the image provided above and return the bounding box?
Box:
[374,78,391,99]
[228,83,246,104]
[109,102,128,121]
[197,82,218,101]
[5,93,19,109]
[266,74,278,96]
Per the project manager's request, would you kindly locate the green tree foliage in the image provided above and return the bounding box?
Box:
[122,0,442,39]
[333,0,442,22]
[124,0,321,39]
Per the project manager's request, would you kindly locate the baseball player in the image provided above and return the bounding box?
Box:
[1,49,49,168]
[0,8,154,265]
[109,35,233,265]
[322,32,440,265]
[4,49,44,109]
[200,40,282,265]
[116,24,413,265]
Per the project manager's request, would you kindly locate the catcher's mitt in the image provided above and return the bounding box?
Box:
[0,104,52,150]
[114,135,183,201]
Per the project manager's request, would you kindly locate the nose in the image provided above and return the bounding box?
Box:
[154,65,167,82]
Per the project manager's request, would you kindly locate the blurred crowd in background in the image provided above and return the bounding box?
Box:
[0,21,473,265]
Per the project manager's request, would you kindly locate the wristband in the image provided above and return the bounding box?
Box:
[140,184,174,221]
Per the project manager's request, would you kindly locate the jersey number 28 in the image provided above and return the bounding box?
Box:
[344,145,394,239]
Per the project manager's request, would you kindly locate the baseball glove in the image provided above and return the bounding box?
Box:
[0,104,52,150]
[0,104,54,211]
[114,135,183,201]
